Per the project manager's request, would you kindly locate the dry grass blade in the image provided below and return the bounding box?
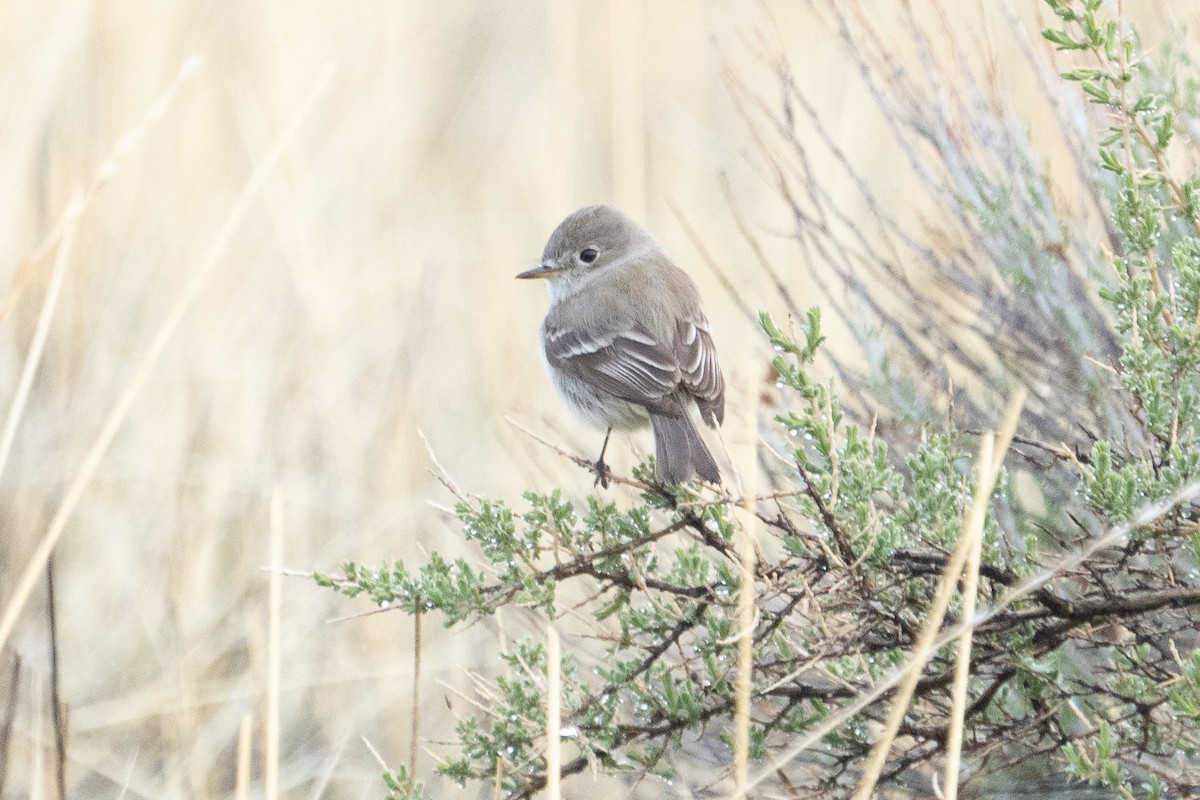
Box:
[236,714,252,800]
[732,521,757,793]
[0,189,81,482]
[0,56,204,325]
[265,489,283,800]
[609,0,645,220]
[851,385,1026,798]
[45,558,66,800]
[545,625,562,800]
[0,655,19,798]
[729,387,1025,800]
[731,477,1200,798]
[361,735,392,787]
[851,432,998,800]
[114,747,138,800]
[0,60,335,657]
[730,366,767,795]
[30,672,43,800]
[410,607,423,792]
[943,444,989,800]
[731,421,760,795]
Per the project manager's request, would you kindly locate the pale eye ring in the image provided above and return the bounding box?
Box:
[579,248,598,264]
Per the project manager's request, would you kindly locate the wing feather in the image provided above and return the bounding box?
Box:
[544,314,725,425]
[676,317,725,425]
[544,325,680,409]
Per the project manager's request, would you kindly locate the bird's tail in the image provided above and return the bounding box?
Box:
[649,410,721,485]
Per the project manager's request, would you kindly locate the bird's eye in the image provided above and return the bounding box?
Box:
[579,248,598,264]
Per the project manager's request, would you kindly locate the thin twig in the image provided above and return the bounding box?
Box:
[46,556,67,800]
[504,416,650,491]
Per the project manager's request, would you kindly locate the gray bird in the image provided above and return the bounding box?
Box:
[517,205,725,486]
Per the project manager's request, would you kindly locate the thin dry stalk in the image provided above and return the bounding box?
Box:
[495,609,510,800]
[732,520,758,792]
[361,736,391,781]
[731,363,763,794]
[265,489,284,800]
[851,433,997,800]
[734,482,1200,798]
[943,441,990,800]
[543,1,578,217]
[30,672,42,800]
[504,416,651,491]
[729,387,1026,800]
[410,606,423,792]
[0,655,19,797]
[115,748,138,800]
[0,189,80,482]
[731,367,761,795]
[0,60,334,657]
[545,625,562,800]
[45,557,66,800]
[848,387,1030,795]
[0,57,203,325]
[609,0,645,220]
[236,713,252,800]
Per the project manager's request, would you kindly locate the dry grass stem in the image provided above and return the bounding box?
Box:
[30,673,43,800]
[943,440,990,800]
[545,625,562,800]
[265,489,284,800]
[733,468,1200,800]
[236,713,252,800]
[609,0,646,220]
[0,61,334,657]
[114,748,138,800]
[0,57,203,325]
[730,388,1027,799]
[0,655,19,797]
[852,389,1013,800]
[732,519,758,793]
[0,189,80,483]
[851,431,998,800]
[45,559,65,800]
[410,607,423,791]
[732,362,761,795]
[361,735,390,771]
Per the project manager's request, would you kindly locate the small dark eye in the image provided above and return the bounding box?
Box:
[579,248,598,264]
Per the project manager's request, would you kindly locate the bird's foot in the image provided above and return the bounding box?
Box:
[592,458,611,489]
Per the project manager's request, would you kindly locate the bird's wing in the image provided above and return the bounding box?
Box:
[544,324,681,411]
[675,316,725,426]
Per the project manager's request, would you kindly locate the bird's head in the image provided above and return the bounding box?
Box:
[516,205,657,291]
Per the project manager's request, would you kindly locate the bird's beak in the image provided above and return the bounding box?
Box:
[516,262,565,280]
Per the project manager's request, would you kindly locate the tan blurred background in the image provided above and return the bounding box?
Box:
[0,1,1193,798]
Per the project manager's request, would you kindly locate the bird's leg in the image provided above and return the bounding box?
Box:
[593,427,613,489]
